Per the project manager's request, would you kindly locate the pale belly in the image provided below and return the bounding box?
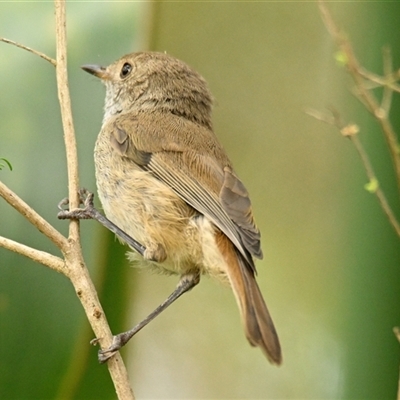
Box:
[94,140,227,279]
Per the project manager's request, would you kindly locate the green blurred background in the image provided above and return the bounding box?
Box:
[1,2,400,399]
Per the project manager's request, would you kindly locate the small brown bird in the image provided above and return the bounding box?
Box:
[82,51,282,365]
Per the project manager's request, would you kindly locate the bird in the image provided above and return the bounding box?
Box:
[81,51,282,365]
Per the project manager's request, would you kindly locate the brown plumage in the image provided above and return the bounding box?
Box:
[82,51,282,364]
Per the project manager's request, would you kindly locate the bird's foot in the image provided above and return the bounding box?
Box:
[57,188,96,220]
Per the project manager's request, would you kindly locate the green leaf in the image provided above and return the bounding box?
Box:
[0,158,12,171]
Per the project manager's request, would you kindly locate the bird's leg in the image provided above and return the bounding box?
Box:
[58,189,199,363]
[96,271,201,363]
[57,188,146,256]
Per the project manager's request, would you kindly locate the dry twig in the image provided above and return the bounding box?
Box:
[0,37,56,66]
[313,5,400,394]
[0,181,67,252]
[318,0,400,196]
[311,1,400,240]
[306,107,400,238]
[0,236,65,272]
[0,2,135,399]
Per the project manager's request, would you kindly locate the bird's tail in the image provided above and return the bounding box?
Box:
[216,233,282,365]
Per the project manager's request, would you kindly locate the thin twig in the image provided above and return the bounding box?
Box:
[0,37,56,66]
[0,4,134,399]
[351,135,400,238]
[306,108,400,239]
[358,69,400,94]
[0,236,65,273]
[53,2,135,399]
[318,0,400,196]
[381,46,394,114]
[0,181,68,252]
[54,1,80,241]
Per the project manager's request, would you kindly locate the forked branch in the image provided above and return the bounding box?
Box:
[306,108,400,239]
[310,1,400,240]
[318,0,400,196]
[0,2,135,399]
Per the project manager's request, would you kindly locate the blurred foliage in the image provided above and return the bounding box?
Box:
[1,2,400,400]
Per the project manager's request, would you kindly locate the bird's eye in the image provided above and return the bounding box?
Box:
[120,62,132,78]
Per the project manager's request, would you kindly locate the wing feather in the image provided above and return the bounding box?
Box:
[109,112,261,271]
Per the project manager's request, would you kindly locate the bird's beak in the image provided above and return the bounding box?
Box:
[81,64,111,80]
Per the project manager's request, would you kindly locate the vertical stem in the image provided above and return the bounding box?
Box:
[54,0,80,242]
[53,2,135,398]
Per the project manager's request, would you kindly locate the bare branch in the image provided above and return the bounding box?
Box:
[358,68,400,94]
[381,46,394,114]
[53,2,135,398]
[306,108,400,239]
[351,134,400,238]
[0,3,135,399]
[63,250,135,400]
[54,1,80,242]
[0,236,65,273]
[0,37,56,66]
[318,0,400,195]
[0,181,68,252]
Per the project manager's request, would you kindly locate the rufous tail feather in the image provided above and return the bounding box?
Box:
[216,232,282,365]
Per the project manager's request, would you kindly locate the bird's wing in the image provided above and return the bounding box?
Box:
[108,112,262,271]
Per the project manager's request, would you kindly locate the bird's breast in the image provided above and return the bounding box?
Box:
[94,129,227,277]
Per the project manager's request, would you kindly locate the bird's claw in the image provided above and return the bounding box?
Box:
[96,335,124,364]
[57,188,95,220]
